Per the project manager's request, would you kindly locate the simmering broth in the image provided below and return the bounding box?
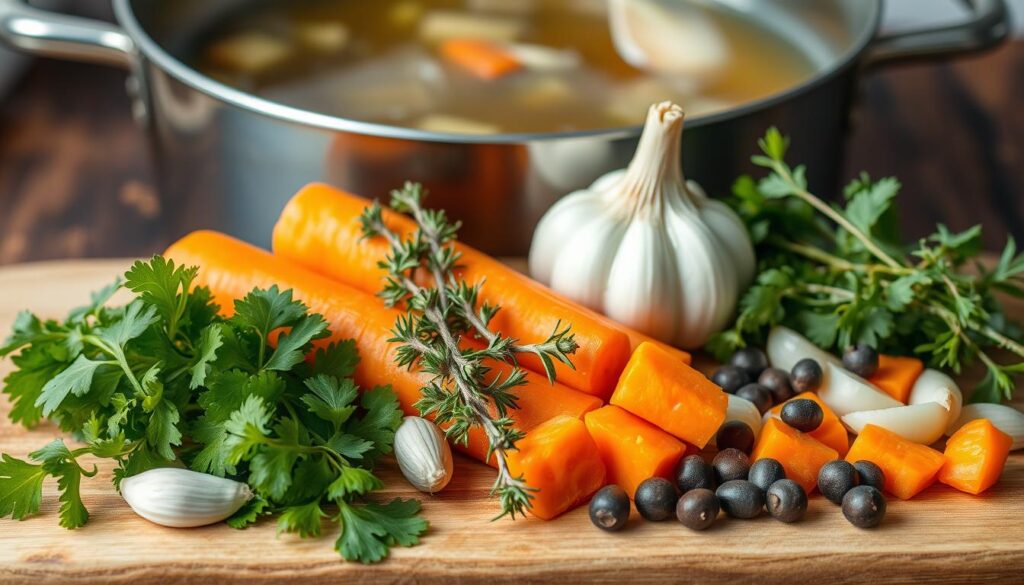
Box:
[191,0,815,134]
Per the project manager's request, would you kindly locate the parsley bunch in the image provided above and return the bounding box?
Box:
[361,182,579,520]
[710,129,1024,403]
[0,257,426,562]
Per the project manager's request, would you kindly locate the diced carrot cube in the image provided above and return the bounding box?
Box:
[752,418,838,493]
[767,392,849,456]
[506,415,607,520]
[584,405,687,497]
[610,342,727,448]
[845,424,946,499]
[939,419,1012,495]
[868,355,924,403]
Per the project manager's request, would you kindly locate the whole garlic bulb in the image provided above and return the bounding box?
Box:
[394,416,454,494]
[121,467,252,528]
[530,102,755,348]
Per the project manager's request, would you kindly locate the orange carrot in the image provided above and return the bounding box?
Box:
[506,415,606,520]
[584,405,686,497]
[751,418,838,494]
[272,183,691,400]
[938,419,1012,495]
[868,355,924,403]
[165,231,602,467]
[609,342,727,448]
[767,392,849,456]
[440,39,522,79]
[845,424,946,500]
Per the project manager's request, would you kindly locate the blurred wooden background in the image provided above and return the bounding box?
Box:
[0,30,1021,265]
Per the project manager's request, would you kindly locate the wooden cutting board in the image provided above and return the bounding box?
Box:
[1,259,1022,585]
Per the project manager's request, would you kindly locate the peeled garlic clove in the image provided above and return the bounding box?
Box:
[947,403,1024,450]
[766,326,842,376]
[818,363,902,418]
[394,416,454,493]
[842,403,950,445]
[121,467,252,528]
[908,369,962,426]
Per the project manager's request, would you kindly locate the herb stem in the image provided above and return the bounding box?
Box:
[361,185,575,519]
[770,161,905,270]
[772,239,911,276]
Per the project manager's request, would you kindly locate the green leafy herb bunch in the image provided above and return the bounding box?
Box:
[0,256,426,562]
[711,129,1024,403]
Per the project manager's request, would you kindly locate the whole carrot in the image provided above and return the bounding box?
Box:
[272,183,691,400]
[165,230,602,466]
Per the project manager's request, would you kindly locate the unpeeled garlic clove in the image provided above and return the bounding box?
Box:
[121,467,252,528]
[908,368,963,428]
[947,403,1024,450]
[394,416,454,494]
[842,402,950,445]
[818,363,901,417]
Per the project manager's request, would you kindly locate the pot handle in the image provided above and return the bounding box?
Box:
[865,0,1010,67]
[0,0,135,69]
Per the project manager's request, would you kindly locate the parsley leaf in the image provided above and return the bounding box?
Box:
[36,355,107,416]
[301,375,358,430]
[226,495,270,529]
[248,418,304,500]
[190,415,234,476]
[224,395,273,464]
[304,340,361,379]
[264,314,328,372]
[231,287,307,346]
[189,325,223,389]
[346,386,402,463]
[278,501,325,538]
[0,455,46,520]
[124,256,197,330]
[3,344,65,426]
[327,467,383,499]
[146,400,182,461]
[99,300,158,348]
[335,499,427,564]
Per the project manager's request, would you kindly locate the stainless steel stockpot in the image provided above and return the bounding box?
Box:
[0,0,1009,254]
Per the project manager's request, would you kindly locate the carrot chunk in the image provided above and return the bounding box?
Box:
[868,355,924,403]
[584,405,686,497]
[506,415,607,520]
[845,423,946,499]
[272,183,646,400]
[609,342,727,448]
[751,418,838,494]
[767,392,849,456]
[939,419,1012,495]
[165,231,602,467]
[440,39,522,79]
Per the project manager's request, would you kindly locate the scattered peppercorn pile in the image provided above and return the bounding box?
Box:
[589,347,890,532]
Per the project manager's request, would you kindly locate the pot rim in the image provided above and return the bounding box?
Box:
[113,0,882,144]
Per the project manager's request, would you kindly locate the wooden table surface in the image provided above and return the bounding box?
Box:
[0,38,1022,264]
[0,259,1023,585]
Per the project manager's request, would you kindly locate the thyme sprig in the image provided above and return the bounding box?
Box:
[710,128,1024,403]
[360,182,579,519]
